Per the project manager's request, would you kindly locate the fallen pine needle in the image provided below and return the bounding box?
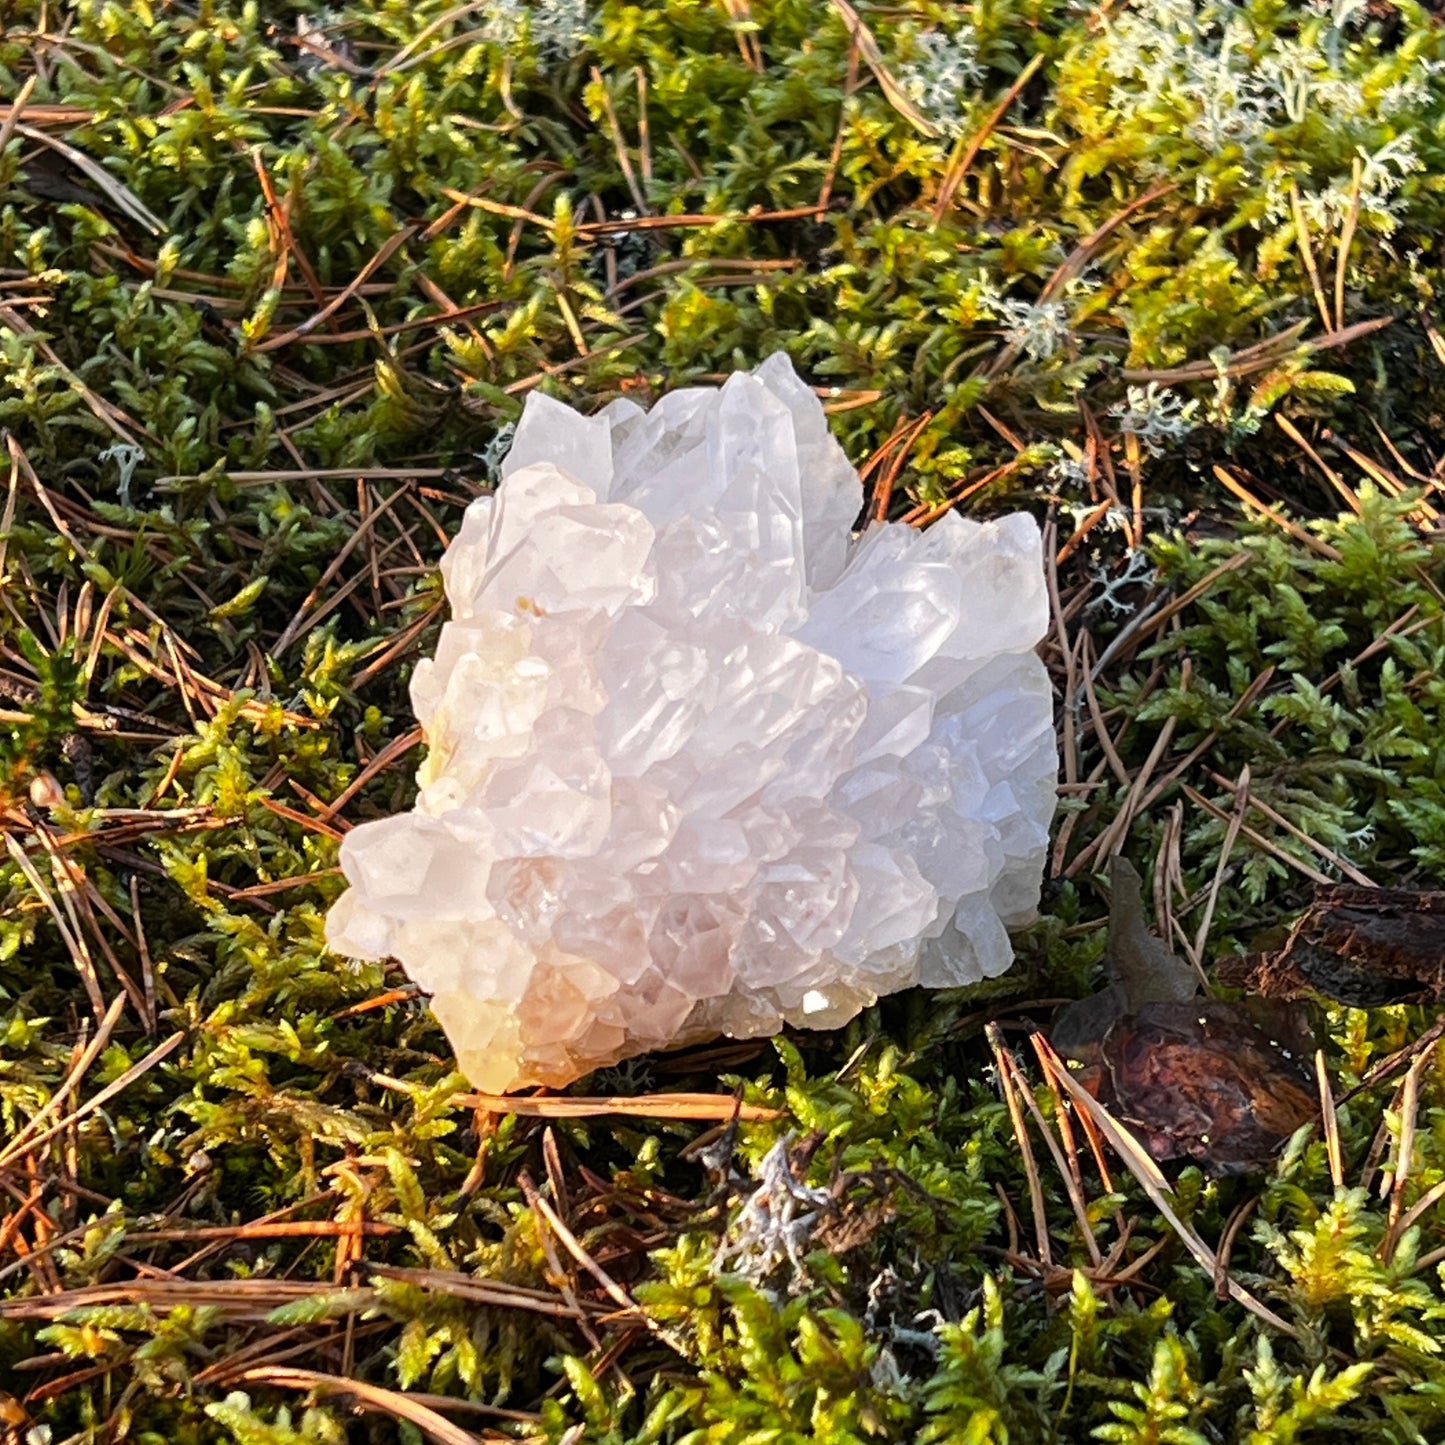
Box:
[229,1368,497,1445]
[453,1091,782,1121]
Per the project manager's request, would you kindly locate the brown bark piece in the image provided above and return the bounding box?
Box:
[1222,886,1445,1007]
[1095,1000,1318,1176]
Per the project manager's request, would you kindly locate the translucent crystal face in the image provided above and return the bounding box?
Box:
[326,354,1057,1092]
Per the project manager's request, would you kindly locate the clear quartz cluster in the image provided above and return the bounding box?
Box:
[325,356,1057,1092]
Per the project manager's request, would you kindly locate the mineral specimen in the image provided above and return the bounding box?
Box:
[325,355,1057,1092]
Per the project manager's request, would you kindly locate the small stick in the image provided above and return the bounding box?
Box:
[1334,157,1363,332]
[157,466,448,487]
[1207,770,1375,886]
[1,993,125,1167]
[518,1172,605,1353]
[830,0,938,138]
[993,1181,1022,1257]
[259,796,346,840]
[1327,430,1437,527]
[634,67,653,182]
[1359,1076,1409,1196]
[1108,1231,1170,1287]
[1055,499,1114,565]
[331,986,421,1019]
[932,54,1045,221]
[858,412,921,484]
[1396,1174,1445,1241]
[252,225,419,354]
[1075,713,1178,875]
[5,834,107,1024]
[819,42,860,211]
[227,868,342,902]
[718,0,763,70]
[0,1031,184,1169]
[542,1127,570,1223]
[351,604,445,688]
[452,1091,781,1122]
[1013,1073,1103,1267]
[374,0,491,76]
[1276,414,1362,516]
[1187,763,1249,980]
[123,1220,398,1245]
[1125,432,1144,549]
[228,1367,497,1445]
[251,147,324,309]
[0,75,38,159]
[1213,466,1343,561]
[1043,520,1079,789]
[273,484,409,654]
[1342,1012,1445,1104]
[1289,183,1335,333]
[901,458,1026,526]
[1032,1033,1119,1207]
[1080,633,1130,788]
[527,1186,686,1355]
[1179,783,1333,886]
[870,412,933,522]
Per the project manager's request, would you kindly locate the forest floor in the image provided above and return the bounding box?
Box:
[5,0,1445,1440]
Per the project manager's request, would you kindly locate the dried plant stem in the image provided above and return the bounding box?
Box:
[986,1023,1052,1268]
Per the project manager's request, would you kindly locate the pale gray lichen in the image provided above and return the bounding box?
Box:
[99,441,146,507]
[1109,383,1199,454]
[1093,0,1426,229]
[1292,136,1423,234]
[713,1136,833,1287]
[898,29,985,138]
[1088,548,1159,617]
[480,0,591,59]
[477,421,516,483]
[996,298,1073,361]
[1050,456,1093,490]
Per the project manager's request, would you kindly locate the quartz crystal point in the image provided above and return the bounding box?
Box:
[326,355,1057,1091]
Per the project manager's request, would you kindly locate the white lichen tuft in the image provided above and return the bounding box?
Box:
[899,29,985,138]
[1109,383,1199,454]
[481,0,591,58]
[995,298,1073,361]
[1090,0,1426,230]
[713,1136,834,1286]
